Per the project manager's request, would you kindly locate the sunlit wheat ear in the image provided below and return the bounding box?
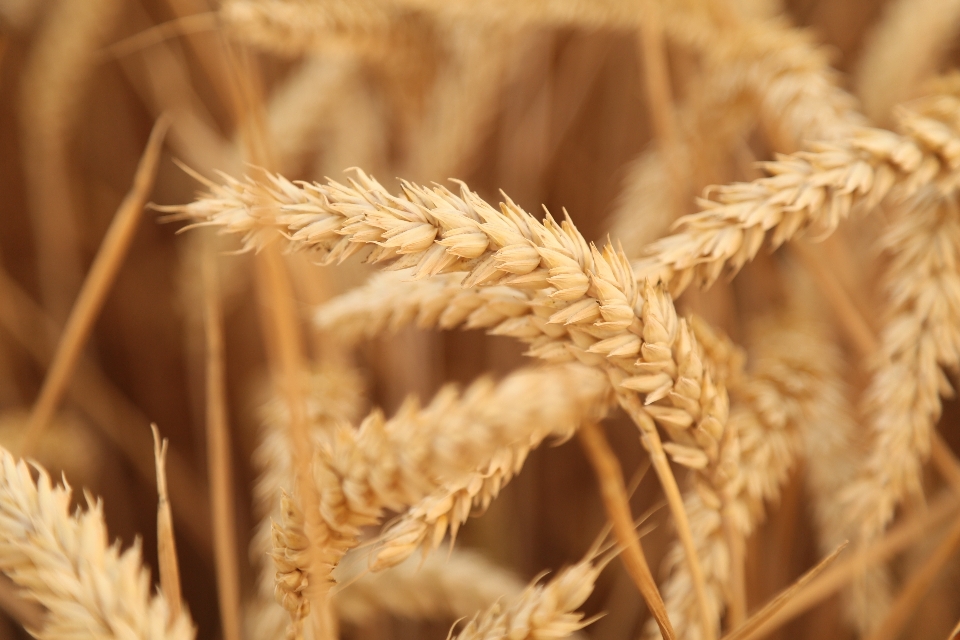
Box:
[0,446,195,639]
[270,363,610,615]
[633,93,960,295]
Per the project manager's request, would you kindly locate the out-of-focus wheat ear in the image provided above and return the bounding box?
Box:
[255,244,332,640]
[854,0,960,124]
[21,115,170,456]
[19,0,124,322]
[838,188,960,623]
[609,62,756,258]
[867,511,960,640]
[265,53,356,176]
[370,368,610,572]
[248,363,364,640]
[333,549,525,624]
[449,542,612,640]
[0,445,196,639]
[404,21,513,181]
[313,365,611,590]
[219,0,390,56]
[152,424,183,625]
[578,420,676,639]
[314,270,531,347]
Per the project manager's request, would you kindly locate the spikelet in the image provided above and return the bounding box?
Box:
[0,445,195,639]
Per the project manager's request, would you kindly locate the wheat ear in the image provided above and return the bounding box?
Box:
[854,0,960,124]
[450,543,613,640]
[334,549,525,624]
[370,368,610,571]
[248,364,365,640]
[0,446,195,639]
[173,167,744,635]
[837,186,960,620]
[271,363,610,613]
[634,93,960,294]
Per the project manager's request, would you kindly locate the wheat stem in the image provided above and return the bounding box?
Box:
[578,420,675,640]
[152,425,183,625]
[616,389,714,640]
[866,510,960,640]
[0,266,213,552]
[202,246,242,640]
[22,116,170,456]
[720,543,847,640]
[743,491,960,639]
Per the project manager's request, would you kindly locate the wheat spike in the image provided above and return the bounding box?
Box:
[269,363,610,610]
[369,366,611,571]
[854,0,960,124]
[634,93,960,294]
[837,185,960,627]
[450,545,611,640]
[173,167,744,634]
[334,549,525,623]
[0,446,195,639]
[248,364,366,639]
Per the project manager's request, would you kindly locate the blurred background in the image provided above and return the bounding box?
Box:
[1,0,959,638]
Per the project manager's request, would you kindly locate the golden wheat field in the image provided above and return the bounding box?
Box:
[4,0,960,639]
